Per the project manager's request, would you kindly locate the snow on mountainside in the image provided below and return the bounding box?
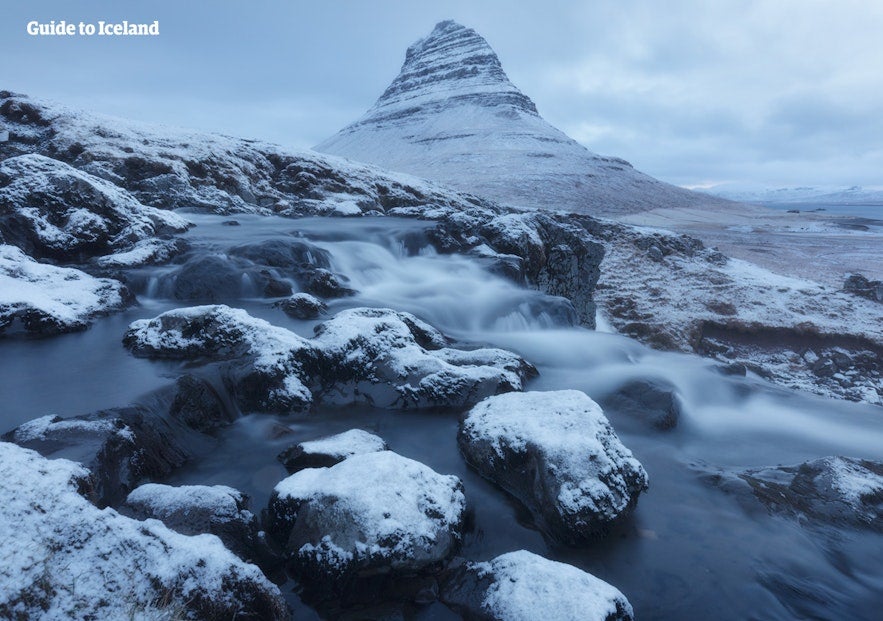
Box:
[316,20,732,216]
[708,184,883,206]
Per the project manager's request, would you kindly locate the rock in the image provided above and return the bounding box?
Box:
[228,238,331,271]
[0,442,287,620]
[0,244,133,337]
[647,245,664,262]
[124,483,270,566]
[266,451,466,599]
[458,390,648,543]
[169,254,251,301]
[303,267,356,298]
[843,273,883,303]
[703,456,883,531]
[124,305,536,413]
[277,429,388,473]
[0,154,189,262]
[93,236,188,268]
[168,374,236,432]
[276,292,327,319]
[440,550,634,621]
[4,409,191,507]
[600,378,682,430]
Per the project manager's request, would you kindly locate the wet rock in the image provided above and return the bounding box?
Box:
[266,451,466,600]
[0,154,189,262]
[168,374,236,432]
[276,292,327,319]
[440,551,634,621]
[170,254,248,301]
[704,456,883,531]
[458,390,648,543]
[261,272,293,297]
[228,238,331,271]
[124,305,536,413]
[277,429,388,473]
[3,409,191,507]
[303,267,356,298]
[600,378,682,430]
[0,244,133,337]
[0,442,288,621]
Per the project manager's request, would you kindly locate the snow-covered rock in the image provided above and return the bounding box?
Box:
[0,244,132,336]
[441,550,634,621]
[459,391,648,543]
[124,305,536,413]
[267,451,465,590]
[276,292,328,319]
[702,456,883,531]
[316,20,730,217]
[277,428,388,473]
[0,442,287,620]
[0,154,189,261]
[125,483,268,565]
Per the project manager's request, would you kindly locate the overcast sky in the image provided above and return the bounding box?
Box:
[3,0,882,190]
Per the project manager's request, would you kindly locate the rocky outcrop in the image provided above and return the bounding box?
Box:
[277,429,388,473]
[0,154,189,262]
[267,451,465,600]
[843,273,883,303]
[459,390,648,543]
[0,244,133,336]
[702,456,883,531]
[600,378,682,430]
[276,292,327,319]
[0,442,288,620]
[124,305,536,413]
[440,550,634,621]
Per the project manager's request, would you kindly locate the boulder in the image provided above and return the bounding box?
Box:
[703,456,883,531]
[843,273,883,303]
[0,442,287,620]
[266,451,465,596]
[276,292,327,320]
[0,244,133,337]
[168,374,237,432]
[441,550,634,621]
[458,390,648,543]
[0,154,189,262]
[277,429,388,473]
[124,305,536,413]
[600,378,682,430]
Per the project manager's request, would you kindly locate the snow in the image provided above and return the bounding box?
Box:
[827,457,883,508]
[272,450,465,570]
[460,390,647,529]
[471,550,633,621]
[0,442,285,620]
[95,238,182,267]
[297,429,388,460]
[126,483,249,524]
[0,244,129,333]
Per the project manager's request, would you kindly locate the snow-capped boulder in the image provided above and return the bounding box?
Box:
[441,550,634,621]
[277,429,388,473]
[458,391,649,543]
[277,292,327,319]
[125,484,267,564]
[702,456,883,531]
[266,451,465,593]
[124,305,536,413]
[600,378,682,431]
[4,409,190,507]
[0,154,189,261]
[0,244,133,336]
[0,442,287,620]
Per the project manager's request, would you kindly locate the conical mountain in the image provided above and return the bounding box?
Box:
[316,20,729,215]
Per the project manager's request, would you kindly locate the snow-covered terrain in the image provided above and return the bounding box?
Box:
[316,21,731,216]
[707,183,883,206]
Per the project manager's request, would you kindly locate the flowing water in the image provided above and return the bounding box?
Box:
[2,213,882,619]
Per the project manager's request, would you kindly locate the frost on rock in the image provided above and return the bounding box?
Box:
[124,305,536,413]
[278,428,388,473]
[441,550,634,621]
[0,244,132,336]
[703,456,883,531]
[0,442,287,620]
[0,154,189,261]
[459,390,648,543]
[267,451,465,587]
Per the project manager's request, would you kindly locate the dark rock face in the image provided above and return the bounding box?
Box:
[702,456,883,531]
[844,273,883,303]
[276,292,327,320]
[277,429,388,473]
[600,378,682,430]
[168,375,236,432]
[440,551,635,621]
[458,391,649,544]
[266,451,466,603]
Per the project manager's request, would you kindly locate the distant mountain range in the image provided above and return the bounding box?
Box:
[316,20,731,216]
[706,184,883,206]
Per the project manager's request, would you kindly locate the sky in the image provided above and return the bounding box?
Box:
[3,0,882,190]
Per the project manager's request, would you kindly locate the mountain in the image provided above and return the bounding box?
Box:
[707,184,883,206]
[316,20,731,216]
